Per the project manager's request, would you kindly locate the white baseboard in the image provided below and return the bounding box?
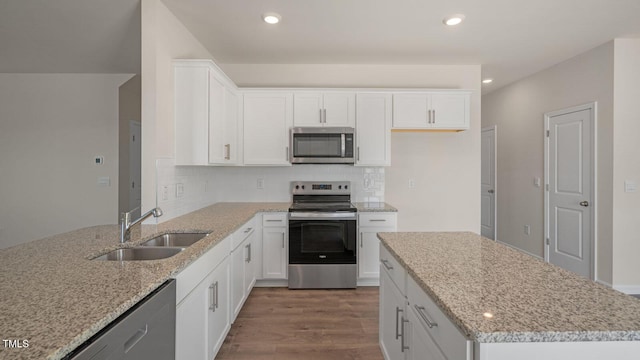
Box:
[612,285,640,295]
[595,279,612,288]
[255,279,288,287]
[357,278,380,287]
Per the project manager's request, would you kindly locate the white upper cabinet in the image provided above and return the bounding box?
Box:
[174,60,239,165]
[355,93,392,166]
[242,92,293,166]
[293,92,355,127]
[392,91,470,130]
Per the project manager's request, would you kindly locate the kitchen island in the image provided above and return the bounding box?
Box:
[377,232,640,359]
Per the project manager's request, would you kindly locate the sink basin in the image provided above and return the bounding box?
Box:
[94,247,185,261]
[140,233,208,247]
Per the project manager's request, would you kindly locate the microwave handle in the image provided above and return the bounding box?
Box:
[341,134,346,157]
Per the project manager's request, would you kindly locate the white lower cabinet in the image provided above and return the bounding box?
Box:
[231,217,258,321]
[358,212,397,285]
[175,242,230,360]
[262,213,288,280]
[380,244,473,360]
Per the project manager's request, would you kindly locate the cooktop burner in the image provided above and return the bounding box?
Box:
[289,181,356,213]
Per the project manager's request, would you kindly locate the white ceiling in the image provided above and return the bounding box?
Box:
[0,0,140,74]
[161,0,640,93]
[2,0,639,92]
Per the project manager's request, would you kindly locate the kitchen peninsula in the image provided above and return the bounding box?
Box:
[378,232,640,359]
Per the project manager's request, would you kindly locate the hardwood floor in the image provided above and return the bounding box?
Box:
[216,287,384,360]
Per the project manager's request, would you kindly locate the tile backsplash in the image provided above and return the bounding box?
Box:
[156,158,385,222]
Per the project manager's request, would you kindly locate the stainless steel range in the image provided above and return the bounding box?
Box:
[288,181,357,289]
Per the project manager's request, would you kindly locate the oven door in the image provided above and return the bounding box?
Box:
[288,212,357,264]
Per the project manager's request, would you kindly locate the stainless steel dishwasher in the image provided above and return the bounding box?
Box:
[65,279,176,360]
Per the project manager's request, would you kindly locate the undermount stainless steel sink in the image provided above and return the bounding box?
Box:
[139,233,208,247]
[94,247,185,261]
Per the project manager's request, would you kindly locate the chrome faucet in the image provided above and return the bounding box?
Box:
[120,207,163,243]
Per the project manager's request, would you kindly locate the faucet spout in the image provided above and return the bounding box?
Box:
[120,207,163,243]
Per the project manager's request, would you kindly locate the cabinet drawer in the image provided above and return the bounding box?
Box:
[359,213,397,228]
[407,275,471,360]
[232,216,256,251]
[262,213,287,227]
[380,244,406,295]
[175,235,231,304]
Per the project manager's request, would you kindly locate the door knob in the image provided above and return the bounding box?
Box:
[488,189,495,194]
[579,201,589,207]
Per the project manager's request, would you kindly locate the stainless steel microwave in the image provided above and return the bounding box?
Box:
[290,127,355,164]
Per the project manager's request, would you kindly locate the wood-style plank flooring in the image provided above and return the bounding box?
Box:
[216,287,383,360]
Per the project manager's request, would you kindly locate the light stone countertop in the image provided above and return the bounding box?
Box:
[378,232,640,343]
[354,202,397,212]
[0,202,289,360]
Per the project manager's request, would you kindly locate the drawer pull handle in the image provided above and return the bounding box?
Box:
[381,259,394,270]
[369,219,387,222]
[414,304,438,328]
[400,316,409,352]
[244,227,253,233]
[209,283,215,311]
[266,219,283,222]
[124,324,148,353]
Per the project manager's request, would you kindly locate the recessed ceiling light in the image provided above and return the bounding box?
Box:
[262,12,281,25]
[482,79,494,84]
[443,14,465,26]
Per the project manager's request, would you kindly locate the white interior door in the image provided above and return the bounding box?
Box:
[481,127,496,239]
[545,105,594,279]
[129,121,141,219]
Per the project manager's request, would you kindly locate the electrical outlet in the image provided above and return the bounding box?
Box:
[257,178,264,190]
[176,183,184,198]
[408,179,416,188]
[161,186,169,201]
[524,225,531,236]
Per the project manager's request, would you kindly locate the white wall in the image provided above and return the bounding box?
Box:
[222,64,482,232]
[612,39,640,288]
[482,42,615,283]
[0,73,132,249]
[118,74,141,218]
[140,0,216,213]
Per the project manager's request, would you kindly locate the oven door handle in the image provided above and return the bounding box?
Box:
[289,212,357,220]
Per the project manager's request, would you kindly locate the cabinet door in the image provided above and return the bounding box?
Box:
[244,231,257,294]
[175,65,209,165]
[175,276,209,360]
[208,74,226,164]
[406,306,447,360]
[230,241,246,322]
[223,87,239,164]
[207,258,230,359]
[323,92,355,126]
[293,92,323,126]
[359,228,384,280]
[392,93,429,129]
[430,93,469,129]
[356,93,392,166]
[243,92,293,165]
[262,227,287,279]
[379,267,407,360]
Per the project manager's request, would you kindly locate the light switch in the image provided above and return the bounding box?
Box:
[534,177,541,188]
[625,180,637,193]
[176,183,184,197]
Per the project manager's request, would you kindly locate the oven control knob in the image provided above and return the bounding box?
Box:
[345,185,348,189]
[295,185,299,189]
[338,185,342,189]
[301,185,305,190]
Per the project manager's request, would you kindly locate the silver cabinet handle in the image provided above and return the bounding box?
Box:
[286,146,289,162]
[209,283,216,312]
[360,233,363,248]
[245,243,251,262]
[433,109,436,123]
[323,108,327,123]
[214,281,219,310]
[414,304,438,328]
[319,108,323,123]
[400,316,409,352]
[488,189,495,194]
[580,201,589,207]
[266,219,283,222]
[124,324,148,354]
[248,243,252,262]
[370,219,387,222]
[395,307,402,339]
[224,144,230,160]
[357,147,360,162]
[282,232,285,248]
[244,227,253,233]
[381,259,394,270]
